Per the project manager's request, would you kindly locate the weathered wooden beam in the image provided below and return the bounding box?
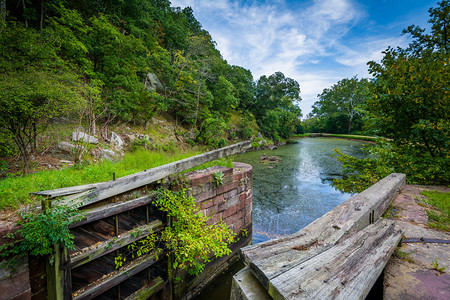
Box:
[46,245,71,300]
[240,173,405,290]
[269,218,402,300]
[70,141,251,208]
[69,193,157,228]
[71,220,163,269]
[33,183,103,198]
[124,277,165,300]
[230,267,272,300]
[72,253,158,300]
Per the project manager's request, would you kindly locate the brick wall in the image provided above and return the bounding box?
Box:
[177,162,253,299]
[187,162,253,236]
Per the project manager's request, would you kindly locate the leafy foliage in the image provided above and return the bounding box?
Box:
[0,203,84,269]
[311,76,369,134]
[332,1,449,193]
[154,188,235,276]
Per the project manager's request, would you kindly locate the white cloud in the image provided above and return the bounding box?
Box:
[170,0,414,116]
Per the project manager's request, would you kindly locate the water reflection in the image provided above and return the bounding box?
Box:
[233,138,369,244]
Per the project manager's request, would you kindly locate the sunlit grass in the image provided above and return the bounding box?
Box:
[0,148,234,210]
[421,190,450,231]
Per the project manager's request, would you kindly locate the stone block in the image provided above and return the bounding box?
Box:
[189,173,213,186]
[223,205,238,219]
[213,194,224,205]
[195,189,216,203]
[226,194,240,209]
[201,199,214,210]
[217,181,238,194]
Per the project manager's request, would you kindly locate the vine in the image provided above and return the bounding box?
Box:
[0,202,84,270]
[114,187,236,278]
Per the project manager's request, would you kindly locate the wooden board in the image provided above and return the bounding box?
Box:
[69,194,157,228]
[268,218,402,300]
[124,277,165,300]
[67,141,251,208]
[72,253,158,300]
[240,173,405,290]
[71,220,163,269]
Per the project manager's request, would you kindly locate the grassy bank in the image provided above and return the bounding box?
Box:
[0,148,233,210]
[421,190,450,231]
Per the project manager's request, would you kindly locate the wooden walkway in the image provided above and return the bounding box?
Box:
[231,173,406,300]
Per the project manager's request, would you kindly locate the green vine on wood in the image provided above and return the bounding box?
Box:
[0,202,85,270]
[115,188,236,278]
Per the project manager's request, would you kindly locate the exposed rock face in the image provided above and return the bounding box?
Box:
[50,142,79,160]
[144,72,164,91]
[72,131,98,144]
[110,132,124,150]
[91,148,119,161]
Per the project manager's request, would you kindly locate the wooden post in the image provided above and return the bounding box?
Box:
[46,245,72,300]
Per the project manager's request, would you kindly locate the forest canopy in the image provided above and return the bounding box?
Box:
[0,0,303,167]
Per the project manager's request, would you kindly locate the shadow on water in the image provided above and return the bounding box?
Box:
[194,138,369,299]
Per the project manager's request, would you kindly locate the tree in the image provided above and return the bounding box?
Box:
[312,76,368,133]
[333,1,449,192]
[0,69,84,173]
[253,72,302,139]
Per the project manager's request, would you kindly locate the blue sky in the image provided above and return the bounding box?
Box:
[171,0,439,116]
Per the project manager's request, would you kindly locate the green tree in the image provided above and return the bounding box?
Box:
[253,72,302,139]
[312,76,368,134]
[333,1,449,192]
[0,69,84,173]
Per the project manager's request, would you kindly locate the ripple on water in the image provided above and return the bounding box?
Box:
[233,138,370,244]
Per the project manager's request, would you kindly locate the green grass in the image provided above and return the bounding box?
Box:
[421,190,450,231]
[0,148,233,210]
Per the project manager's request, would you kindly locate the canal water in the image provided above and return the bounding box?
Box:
[195,137,369,299]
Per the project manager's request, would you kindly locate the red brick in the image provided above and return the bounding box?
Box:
[224,213,239,226]
[239,199,246,210]
[189,173,213,186]
[236,209,245,219]
[245,212,252,225]
[217,181,238,194]
[200,199,214,210]
[239,193,246,201]
[224,189,238,200]
[246,202,252,213]
[218,201,227,212]
[245,195,253,206]
[223,205,238,218]
[234,219,245,232]
[213,194,224,205]
[195,189,216,202]
[233,172,245,181]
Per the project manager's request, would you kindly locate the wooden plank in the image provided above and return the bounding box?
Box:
[124,277,165,300]
[268,218,402,300]
[33,183,103,198]
[71,141,252,208]
[69,194,157,228]
[71,220,163,269]
[230,267,272,300]
[72,253,158,300]
[241,173,405,290]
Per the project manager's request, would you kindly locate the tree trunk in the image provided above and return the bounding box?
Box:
[21,0,28,27]
[348,115,353,134]
[40,0,44,30]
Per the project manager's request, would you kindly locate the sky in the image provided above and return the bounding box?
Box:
[170,0,439,117]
